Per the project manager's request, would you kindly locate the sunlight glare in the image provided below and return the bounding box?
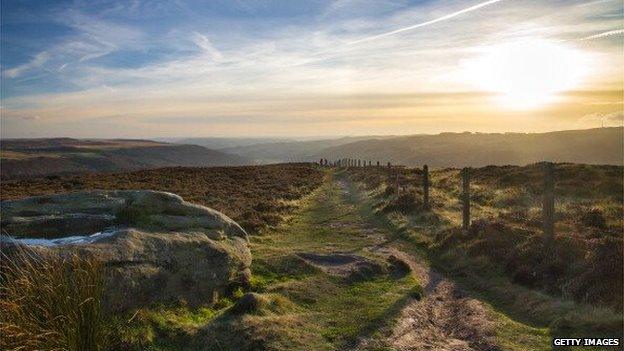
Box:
[463,39,590,109]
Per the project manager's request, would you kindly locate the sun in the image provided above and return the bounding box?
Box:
[462,38,589,109]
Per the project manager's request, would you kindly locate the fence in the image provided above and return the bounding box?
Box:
[317,158,557,237]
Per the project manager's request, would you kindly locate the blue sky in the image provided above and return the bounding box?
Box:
[1,0,622,138]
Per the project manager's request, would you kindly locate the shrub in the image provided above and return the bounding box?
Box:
[0,246,107,351]
[579,208,607,229]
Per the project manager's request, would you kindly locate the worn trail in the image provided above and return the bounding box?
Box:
[249,173,546,351]
[331,178,501,351]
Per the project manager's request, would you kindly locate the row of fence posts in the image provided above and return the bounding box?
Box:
[318,158,556,237]
[319,158,395,167]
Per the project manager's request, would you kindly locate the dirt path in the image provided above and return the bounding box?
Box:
[333,179,502,351]
[245,174,548,351]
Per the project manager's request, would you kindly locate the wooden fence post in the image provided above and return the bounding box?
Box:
[461,168,471,231]
[376,161,380,167]
[543,162,555,238]
[423,164,430,209]
[396,172,400,199]
[358,159,361,167]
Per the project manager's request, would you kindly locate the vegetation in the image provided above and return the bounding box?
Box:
[0,247,106,351]
[96,173,422,350]
[344,163,623,333]
[0,163,324,234]
[2,162,622,350]
[318,127,623,167]
[0,138,249,179]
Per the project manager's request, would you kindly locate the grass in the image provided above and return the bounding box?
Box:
[0,246,107,351]
[4,163,621,350]
[1,164,326,350]
[343,163,623,343]
[127,172,422,350]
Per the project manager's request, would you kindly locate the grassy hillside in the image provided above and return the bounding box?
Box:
[317,127,623,167]
[172,137,292,149]
[345,163,623,315]
[220,136,393,164]
[0,163,323,234]
[2,163,621,350]
[0,138,250,179]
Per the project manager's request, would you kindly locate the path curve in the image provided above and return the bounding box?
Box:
[336,179,502,351]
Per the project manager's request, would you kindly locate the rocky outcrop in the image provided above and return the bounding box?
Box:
[0,190,251,312]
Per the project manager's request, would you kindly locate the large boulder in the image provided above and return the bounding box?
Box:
[0,190,251,312]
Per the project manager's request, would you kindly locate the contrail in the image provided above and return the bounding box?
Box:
[348,0,506,45]
[580,29,624,40]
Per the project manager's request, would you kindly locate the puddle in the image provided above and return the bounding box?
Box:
[1,227,121,247]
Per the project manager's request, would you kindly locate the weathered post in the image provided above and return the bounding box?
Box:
[396,172,400,199]
[376,161,380,167]
[368,160,371,167]
[543,162,555,238]
[358,159,361,167]
[423,164,430,209]
[461,168,471,231]
[387,162,391,168]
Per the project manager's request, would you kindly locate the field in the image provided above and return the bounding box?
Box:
[0,164,324,235]
[345,163,623,323]
[1,162,622,350]
[0,138,249,179]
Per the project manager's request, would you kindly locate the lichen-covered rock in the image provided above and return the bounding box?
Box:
[0,190,251,312]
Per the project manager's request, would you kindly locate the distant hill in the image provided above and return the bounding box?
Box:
[167,137,293,150]
[315,127,623,167]
[0,138,250,179]
[221,136,395,164]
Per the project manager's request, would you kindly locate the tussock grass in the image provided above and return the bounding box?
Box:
[0,245,107,351]
[345,163,623,340]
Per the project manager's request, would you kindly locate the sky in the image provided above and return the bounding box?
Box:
[1,0,622,138]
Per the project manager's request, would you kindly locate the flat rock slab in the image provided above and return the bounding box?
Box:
[297,252,385,279]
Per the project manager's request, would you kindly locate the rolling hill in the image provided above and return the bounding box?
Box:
[0,138,250,179]
[315,127,623,167]
[219,136,395,164]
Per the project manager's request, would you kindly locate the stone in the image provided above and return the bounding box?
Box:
[0,190,251,312]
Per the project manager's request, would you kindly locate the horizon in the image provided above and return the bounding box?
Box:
[1,0,623,138]
[1,125,620,142]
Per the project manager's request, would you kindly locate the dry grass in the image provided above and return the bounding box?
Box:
[0,245,107,351]
[345,163,623,311]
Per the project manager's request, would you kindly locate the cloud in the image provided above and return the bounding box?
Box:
[576,111,624,128]
[348,0,506,45]
[191,32,224,62]
[2,0,623,137]
[580,28,624,40]
[3,52,50,78]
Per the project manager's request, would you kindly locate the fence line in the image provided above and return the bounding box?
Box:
[317,158,556,236]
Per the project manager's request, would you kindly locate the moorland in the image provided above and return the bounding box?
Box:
[1,162,622,350]
[0,138,248,179]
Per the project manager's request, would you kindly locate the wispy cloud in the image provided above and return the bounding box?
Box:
[191,32,224,62]
[348,0,506,45]
[1,0,622,137]
[580,28,624,40]
[3,52,50,78]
